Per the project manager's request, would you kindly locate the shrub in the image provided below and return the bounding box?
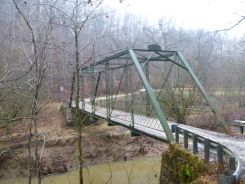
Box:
[160,144,206,184]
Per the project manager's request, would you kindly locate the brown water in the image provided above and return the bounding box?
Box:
[0,158,161,184]
[0,142,7,150]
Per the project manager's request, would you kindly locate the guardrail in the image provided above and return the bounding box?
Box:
[71,101,244,183]
[227,120,245,135]
[171,124,243,184]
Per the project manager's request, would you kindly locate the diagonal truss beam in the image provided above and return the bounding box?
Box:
[129,49,175,142]
[176,52,230,134]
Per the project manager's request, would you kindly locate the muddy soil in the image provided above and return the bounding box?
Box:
[0,102,168,178]
[1,102,244,183]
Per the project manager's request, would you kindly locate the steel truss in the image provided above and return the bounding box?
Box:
[79,47,230,143]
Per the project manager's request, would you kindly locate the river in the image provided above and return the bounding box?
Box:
[0,157,161,184]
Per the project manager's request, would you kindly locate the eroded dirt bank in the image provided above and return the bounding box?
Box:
[2,102,244,184]
[0,102,168,178]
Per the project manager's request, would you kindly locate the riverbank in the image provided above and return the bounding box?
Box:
[0,102,168,178]
[1,102,244,183]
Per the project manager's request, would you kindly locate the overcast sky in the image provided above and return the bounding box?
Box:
[106,0,245,37]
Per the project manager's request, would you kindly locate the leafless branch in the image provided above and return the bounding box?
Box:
[0,116,32,129]
[0,63,35,83]
[77,0,104,35]
[22,41,33,65]
[215,16,245,33]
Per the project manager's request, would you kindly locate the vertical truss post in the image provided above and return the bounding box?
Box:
[176,52,230,134]
[131,110,135,129]
[130,109,139,136]
[144,62,151,116]
[129,61,134,114]
[129,49,175,143]
[69,72,76,107]
[92,72,101,116]
[109,69,114,115]
[125,59,129,112]
[90,67,95,113]
[80,75,85,110]
[149,63,174,115]
[105,62,111,120]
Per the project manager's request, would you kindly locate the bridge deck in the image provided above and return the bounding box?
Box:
[72,102,245,178]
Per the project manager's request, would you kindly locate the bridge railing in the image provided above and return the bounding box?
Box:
[90,99,165,132]
[227,120,245,135]
[78,101,244,183]
[172,124,243,183]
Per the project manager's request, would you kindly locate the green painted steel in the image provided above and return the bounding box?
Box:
[109,69,114,116]
[81,66,95,74]
[129,49,175,143]
[92,73,101,115]
[176,52,230,134]
[110,69,125,116]
[69,72,76,108]
[155,51,187,70]
[150,62,174,115]
[90,50,128,66]
[77,47,230,141]
[131,110,135,128]
[125,59,129,112]
[129,60,134,114]
[105,62,111,120]
[80,75,85,110]
[144,62,151,116]
[130,110,140,137]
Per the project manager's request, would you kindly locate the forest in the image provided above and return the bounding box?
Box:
[0,0,245,184]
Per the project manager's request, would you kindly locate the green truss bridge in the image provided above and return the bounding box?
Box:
[69,46,245,183]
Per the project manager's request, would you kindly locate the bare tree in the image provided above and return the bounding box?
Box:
[191,30,215,88]
[52,1,104,183]
[11,0,53,183]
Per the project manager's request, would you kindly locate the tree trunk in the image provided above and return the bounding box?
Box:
[28,124,32,184]
[75,29,83,184]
